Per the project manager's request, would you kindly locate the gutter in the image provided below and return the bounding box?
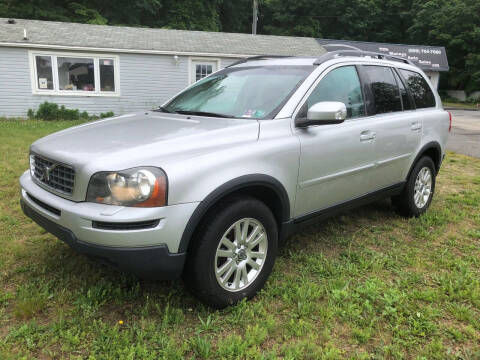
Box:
[0,41,253,59]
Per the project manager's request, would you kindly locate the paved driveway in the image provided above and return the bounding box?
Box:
[446,110,480,158]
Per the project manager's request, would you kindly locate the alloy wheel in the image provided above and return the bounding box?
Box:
[214,218,268,292]
[414,167,432,208]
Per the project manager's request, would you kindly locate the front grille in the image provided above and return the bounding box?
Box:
[92,219,160,231]
[27,193,61,216]
[31,154,75,195]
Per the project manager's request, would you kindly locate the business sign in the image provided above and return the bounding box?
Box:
[317,39,449,72]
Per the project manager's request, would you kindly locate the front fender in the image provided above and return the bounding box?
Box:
[177,174,291,252]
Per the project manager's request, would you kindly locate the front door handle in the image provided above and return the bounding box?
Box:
[360,130,376,142]
[411,122,422,131]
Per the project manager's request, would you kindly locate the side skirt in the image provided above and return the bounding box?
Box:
[281,182,405,240]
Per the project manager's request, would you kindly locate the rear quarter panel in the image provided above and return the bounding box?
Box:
[402,108,449,180]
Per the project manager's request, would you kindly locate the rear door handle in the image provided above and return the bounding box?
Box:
[411,122,422,131]
[360,130,376,142]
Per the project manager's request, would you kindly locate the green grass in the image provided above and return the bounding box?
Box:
[443,101,479,110]
[1,119,479,359]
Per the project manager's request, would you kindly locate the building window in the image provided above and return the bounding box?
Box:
[35,56,54,90]
[190,59,220,84]
[196,64,213,81]
[100,59,115,92]
[30,51,119,96]
[57,57,95,91]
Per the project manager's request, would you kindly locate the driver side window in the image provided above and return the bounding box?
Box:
[304,66,365,119]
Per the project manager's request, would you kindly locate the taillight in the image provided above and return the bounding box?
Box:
[448,111,452,132]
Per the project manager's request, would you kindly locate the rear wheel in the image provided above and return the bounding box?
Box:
[183,196,278,308]
[392,156,436,217]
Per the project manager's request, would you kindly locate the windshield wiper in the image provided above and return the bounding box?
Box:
[154,106,177,113]
[174,110,235,118]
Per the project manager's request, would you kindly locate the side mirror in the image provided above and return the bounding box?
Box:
[295,101,347,128]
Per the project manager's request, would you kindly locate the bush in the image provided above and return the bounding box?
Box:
[465,96,480,104]
[27,102,114,121]
[100,111,114,118]
[27,109,35,119]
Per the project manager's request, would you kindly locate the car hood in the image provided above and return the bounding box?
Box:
[30,112,260,170]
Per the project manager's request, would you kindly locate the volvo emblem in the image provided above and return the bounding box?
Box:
[40,164,57,182]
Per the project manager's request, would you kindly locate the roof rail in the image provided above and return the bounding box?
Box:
[314,50,414,66]
[226,55,295,68]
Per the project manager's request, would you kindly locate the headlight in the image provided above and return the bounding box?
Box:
[86,167,167,207]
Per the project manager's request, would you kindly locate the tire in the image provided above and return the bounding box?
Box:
[183,196,278,309]
[392,156,436,217]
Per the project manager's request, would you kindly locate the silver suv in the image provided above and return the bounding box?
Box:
[20,51,451,308]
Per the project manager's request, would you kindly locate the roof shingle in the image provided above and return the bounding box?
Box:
[0,18,326,57]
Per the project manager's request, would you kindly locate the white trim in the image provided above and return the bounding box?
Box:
[188,57,221,84]
[28,50,121,97]
[3,41,249,59]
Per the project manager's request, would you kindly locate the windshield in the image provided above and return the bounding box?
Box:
[162,65,314,119]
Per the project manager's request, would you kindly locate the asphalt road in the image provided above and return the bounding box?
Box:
[446,109,480,158]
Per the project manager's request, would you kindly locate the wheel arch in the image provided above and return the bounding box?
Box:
[408,141,442,179]
[178,174,290,253]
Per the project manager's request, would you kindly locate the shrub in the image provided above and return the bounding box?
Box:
[34,101,60,120]
[100,111,114,118]
[465,95,480,104]
[26,109,35,119]
[27,102,114,121]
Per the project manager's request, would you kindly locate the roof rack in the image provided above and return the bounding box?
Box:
[313,50,414,66]
[226,55,295,68]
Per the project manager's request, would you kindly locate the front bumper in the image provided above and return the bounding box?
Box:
[21,199,185,279]
[19,170,199,279]
[20,171,198,251]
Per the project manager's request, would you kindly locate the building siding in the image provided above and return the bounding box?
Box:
[0,46,241,117]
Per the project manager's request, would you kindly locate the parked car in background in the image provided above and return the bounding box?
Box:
[20,51,450,308]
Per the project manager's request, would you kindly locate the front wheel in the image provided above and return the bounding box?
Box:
[183,196,278,308]
[392,156,436,217]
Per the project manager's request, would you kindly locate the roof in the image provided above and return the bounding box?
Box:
[318,39,449,72]
[0,18,327,57]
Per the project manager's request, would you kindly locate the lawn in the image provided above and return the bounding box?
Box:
[0,119,479,359]
[443,102,479,110]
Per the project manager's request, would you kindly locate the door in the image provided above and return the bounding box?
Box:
[294,65,378,217]
[190,60,218,84]
[359,65,422,188]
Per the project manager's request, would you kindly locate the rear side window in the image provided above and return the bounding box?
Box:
[399,69,436,108]
[306,65,365,119]
[363,66,402,114]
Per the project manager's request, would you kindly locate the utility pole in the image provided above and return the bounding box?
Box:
[252,0,258,35]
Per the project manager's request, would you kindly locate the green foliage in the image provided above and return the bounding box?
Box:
[408,0,480,92]
[27,102,113,121]
[100,111,114,118]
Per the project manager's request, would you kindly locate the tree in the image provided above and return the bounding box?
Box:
[408,0,480,92]
[219,0,252,33]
